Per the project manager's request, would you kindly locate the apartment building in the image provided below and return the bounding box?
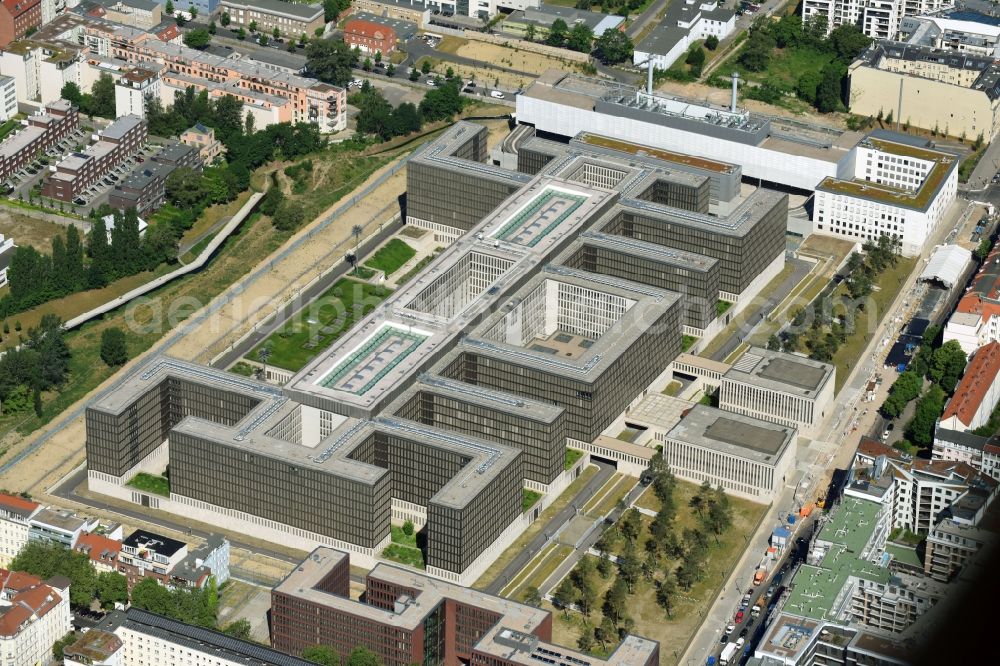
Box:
[851,437,999,533]
[0,570,71,666]
[109,142,199,214]
[945,244,1000,354]
[219,0,325,39]
[99,0,163,30]
[633,0,735,71]
[849,42,1000,140]
[923,518,995,582]
[117,529,229,590]
[939,341,1000,432]
[813,134,958,256]
[73,532,122,574]
[932,427,1000,481]
[0,495,39,568]
[802,0,950,39]
[343,18,398,55]
[28,508,97,548]
[0,75,15,121]
[719,346,835,439]
[899,12,1000,56]
[180,122,223,162]
[114,65,161,118]
[0,99,79,184]
[42,114,147,203]
[0,0,41,49]
[67,608,315,666]
[655,404,797,502]
[271,548,659,666]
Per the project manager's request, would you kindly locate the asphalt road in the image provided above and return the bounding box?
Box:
[484,461,615,595]
[708,255,812,362]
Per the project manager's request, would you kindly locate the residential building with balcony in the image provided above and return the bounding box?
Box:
[0,99,78,184]
[180,122,223,162]
[0,75,15,121]
[117,529,229,590]
[28,508,96,548]
[923,518,995,582]
[932,427,1000,481]
[73,532,122,574]
[108,142,199,214]
[0,494,40,568]
[42,114,147,202]
[114,65,161,118]
[802,0,951,39]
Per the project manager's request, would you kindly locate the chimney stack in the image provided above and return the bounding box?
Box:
[731,72,739,113]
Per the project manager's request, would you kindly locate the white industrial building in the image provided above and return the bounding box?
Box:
[812,134,958,256]
[633,0,735,71]
[719,347,835,439]
[656,404,797,502]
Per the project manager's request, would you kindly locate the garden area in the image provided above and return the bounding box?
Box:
[544,456,765,663]
[382,521,425,569]
[246,278,391,372]
[127,472,170,497]
[364,238,415,276]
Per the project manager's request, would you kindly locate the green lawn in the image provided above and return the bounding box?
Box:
[229,361,255,377]
[382,543,424,569]
[127,472,170,497]
[682,334,697,352]
[0,118,19,142]
[364,238,416,276]
[564,448,583,470]
[523,488,543,512]
[247,278,391,372]
[394,252,437,286]
[716,300,733,317]
[391,524,418,548]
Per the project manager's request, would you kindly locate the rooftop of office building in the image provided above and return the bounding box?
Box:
[275,548,658,664]
[465,267,679,377]
[573,133,737,174]
[611,186,786,237]
[396,374,565,424]
[289,175,615,412]
[725,346,835,397]
[816,135,957,210]
[663,404,795,463]
[570,231,720,273]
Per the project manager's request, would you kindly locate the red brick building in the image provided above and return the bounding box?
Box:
[0,0,41,49]
[343,19,397,55]
[271,548,658,666]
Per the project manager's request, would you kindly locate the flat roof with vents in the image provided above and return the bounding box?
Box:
[725,347,834,398]
[665,404,795,464]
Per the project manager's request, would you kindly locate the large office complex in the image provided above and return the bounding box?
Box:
[655,404,797,501]
[719,347,835,439]
[85,120,789,586]
[271,548,659,666]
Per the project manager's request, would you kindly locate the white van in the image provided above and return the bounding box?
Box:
[490,90,505,99]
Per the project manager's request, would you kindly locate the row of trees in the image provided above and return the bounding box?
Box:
[550,454,733,652]
[301,645,385,666]
[520,19,633,64]
[739,14,873,113]
[770,234,901,362]
[131,577,219,628]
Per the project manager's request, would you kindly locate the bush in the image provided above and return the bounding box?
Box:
[100,327,129,366]
[402,520,414,536]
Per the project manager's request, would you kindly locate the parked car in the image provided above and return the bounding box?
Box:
[735,610,745,624]
[720,633,729,644]
[739,627,749,639]
[490,90,505,99]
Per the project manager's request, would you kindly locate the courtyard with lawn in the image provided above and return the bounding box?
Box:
[364,238,416,276]
[246,278,391,372]
[127,472,170,497]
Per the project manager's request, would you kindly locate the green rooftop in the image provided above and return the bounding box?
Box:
[783,497,892,622]
[885,543,921,568]
[817,139,956,211]
[578,133,735,174]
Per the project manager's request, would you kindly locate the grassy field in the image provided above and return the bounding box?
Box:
[390,524,418,548]
[454,41,583,77]
[582,474,636,517]
[662,381,682,396]
[435,36,469,55]
[565,448,583,470]
[246,279,391,372]
[394,251,439,286]
[364,238,415,276]
[383,543,424,569]
[548,481,767,664]
[126,472,170,497]
[828,256,917,392]
[475,465,598,590]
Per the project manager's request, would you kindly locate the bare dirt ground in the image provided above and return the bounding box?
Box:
[654,78,851,128]
[0,209,79,252]
[454,42,583,77]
